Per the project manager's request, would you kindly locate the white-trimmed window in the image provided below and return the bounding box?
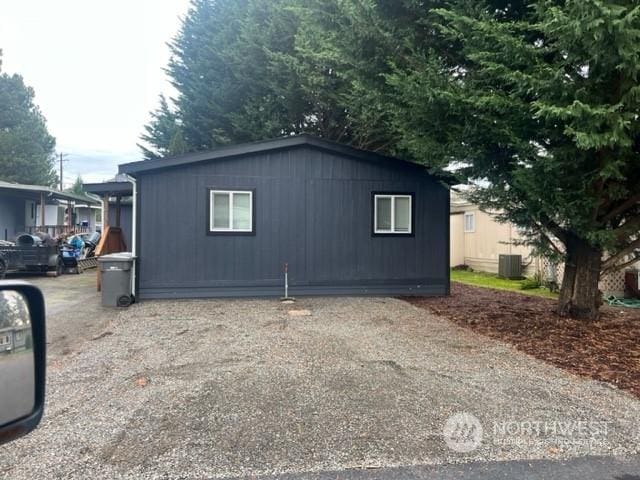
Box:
[464,212,475,233]
[374,194,412,234]
[209,190,253,232]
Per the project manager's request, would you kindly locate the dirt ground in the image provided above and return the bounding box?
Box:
[8,271,114,359]
[406,283,640,398]
[1,280,639,479]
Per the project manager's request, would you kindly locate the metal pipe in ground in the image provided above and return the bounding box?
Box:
[281,262,294,302]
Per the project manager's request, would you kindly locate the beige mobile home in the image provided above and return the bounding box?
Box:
[449,192,535,276]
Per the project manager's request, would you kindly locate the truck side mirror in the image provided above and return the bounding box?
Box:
[0,281,46,446]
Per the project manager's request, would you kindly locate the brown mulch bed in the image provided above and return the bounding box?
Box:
[404,283,640,398]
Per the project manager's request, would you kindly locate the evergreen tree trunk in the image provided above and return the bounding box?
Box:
[557,235,603,320]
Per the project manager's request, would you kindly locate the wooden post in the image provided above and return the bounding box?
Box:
[103,193,110,228]
[39,192,45,227]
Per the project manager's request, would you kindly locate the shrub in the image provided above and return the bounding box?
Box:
[520,277,542,290]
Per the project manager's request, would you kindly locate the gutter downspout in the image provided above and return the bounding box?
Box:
[119,174,137,298]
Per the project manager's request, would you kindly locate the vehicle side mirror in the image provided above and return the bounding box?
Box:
[0,281,46,446]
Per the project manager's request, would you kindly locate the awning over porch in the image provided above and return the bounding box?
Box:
[0,180,98,204]
[0,180,99,237]
[83,180,133,198]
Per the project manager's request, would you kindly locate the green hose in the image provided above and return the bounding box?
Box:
[605,295,640,308]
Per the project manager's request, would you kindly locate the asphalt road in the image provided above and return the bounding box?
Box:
[255,455,640,479]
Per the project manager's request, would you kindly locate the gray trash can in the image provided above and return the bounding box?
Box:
[99,253,135,307]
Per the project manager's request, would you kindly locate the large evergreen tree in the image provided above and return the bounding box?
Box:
[139,0,386,158]
[138,95,182,159]
[284,0,410,152]
[0,51,57,186]
[140,0,305,157]
[383,0,640,319]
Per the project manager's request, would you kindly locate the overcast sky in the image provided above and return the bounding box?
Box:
[0,0,191,185]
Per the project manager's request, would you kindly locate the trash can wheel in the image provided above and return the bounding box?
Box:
[117,295,132,308]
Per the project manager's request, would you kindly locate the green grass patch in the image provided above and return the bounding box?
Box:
[450,269,558,299]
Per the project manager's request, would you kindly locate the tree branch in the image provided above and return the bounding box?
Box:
[603,253,640,274]
[542,218,567,245]
[610,216,640,241]
[602,237,640,270]
[535,225,565,256]
[601,193,640,222]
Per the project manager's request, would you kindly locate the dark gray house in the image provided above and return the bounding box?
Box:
[119,135,450,299]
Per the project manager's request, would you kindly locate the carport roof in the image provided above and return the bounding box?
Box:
[84,181,133,197]
[118,134,457,185]
[0,180,99,204]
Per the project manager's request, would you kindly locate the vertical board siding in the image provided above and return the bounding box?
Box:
[137,145,448,297]
[0,196,24,241]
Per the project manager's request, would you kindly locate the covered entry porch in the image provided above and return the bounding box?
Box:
[84,179,134,255]
[0,180,98,241]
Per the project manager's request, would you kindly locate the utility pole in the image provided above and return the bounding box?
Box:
[58,152,71,232]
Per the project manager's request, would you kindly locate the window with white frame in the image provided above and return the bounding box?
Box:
[209,190,253,232]
[464,212,475,232]
[374,194,412,234]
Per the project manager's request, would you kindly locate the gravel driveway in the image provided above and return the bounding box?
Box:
[1,282,639,479]
[8,272,113,358]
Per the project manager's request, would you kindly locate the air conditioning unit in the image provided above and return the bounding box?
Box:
[624,270,640,298]
[498,254,523,279]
